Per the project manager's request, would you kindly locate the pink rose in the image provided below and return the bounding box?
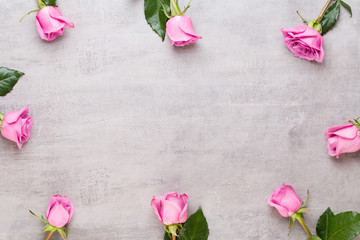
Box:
[1,106,33,150]
[281,25,324,63]
[151,192,188,225]
[36,6,74,42]
[46,195,74,228]
[166,15,202,47]
[266,184,302,217]
[325,124,360,158]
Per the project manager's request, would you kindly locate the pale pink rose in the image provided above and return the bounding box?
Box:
[36,6,74,42]
[46,195,74,228]
[151,192,188,225]
[166,15,202,47]
[281,25,324,63]
[266,184,302,217]
[325,124,360,158]
[1,106,33,150]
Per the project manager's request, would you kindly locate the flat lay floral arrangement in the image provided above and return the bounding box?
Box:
[1,0,359,239]
[268,184,360,240]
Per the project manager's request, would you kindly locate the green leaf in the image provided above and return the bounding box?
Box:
[0,67,24,97]
[144,0,170,41]
[41,0,57,7]
[41,224,56,233]
[164,232,171,240]
[57,228,67,240]
[321,0,341,35]
[178,207,209,240]
[308,236,322,240]
[316,208,360,240]
[340,1,352,17]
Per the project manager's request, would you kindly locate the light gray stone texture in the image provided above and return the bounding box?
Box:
[0,0,360,239]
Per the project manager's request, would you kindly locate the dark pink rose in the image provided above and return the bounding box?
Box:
[46,195,74,228]
[266,184,302,217]
[36,6,74,42]
[166,15,202,47]
[1,106,33,150]
[281,25,324,63]
[325,124,360,158]
[151,192,188,225]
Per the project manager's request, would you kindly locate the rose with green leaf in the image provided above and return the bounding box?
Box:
[267,184,312,236]
[144,0,202,46]
[268,184,360,240]
[30,195,73,240]
[21,0,74,42]
[151,192,209,240]
[0,67,32,150]
[281,0,352,62]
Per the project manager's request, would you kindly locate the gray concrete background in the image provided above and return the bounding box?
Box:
[0,0,360,239]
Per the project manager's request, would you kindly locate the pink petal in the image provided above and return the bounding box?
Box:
[333,125,359,139]
[47,202,69,228]
[151,196,164,223]
[48,6,74,28]
[161,199,182,225]
[3,106,29,124]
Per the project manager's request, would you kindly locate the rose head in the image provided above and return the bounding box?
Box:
[151,192,188,225]
[1,106,33,150]
[325,124,360,158]
[46,195,74,228]
[36,6,74,42]
[266,184,302,217]
[281,25,324,63]
[166,16,202,47]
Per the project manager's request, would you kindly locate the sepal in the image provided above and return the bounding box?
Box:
[29,210,69,240]
[165,223,183,237]
[169,0,191,17]
[0,112,3,130]
[38,0,57,7]
[349,117,360,130]
[308,20,322,34]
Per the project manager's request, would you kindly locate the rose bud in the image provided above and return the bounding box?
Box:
[325,124,360,159]
[46,195,74,228]
[151,192,188,225]
[266,183,302,217]
[36,6,74,42]
[166,15,202,47]
[267,184,312,237]
[281,24,324,63]
[0,106,33,150]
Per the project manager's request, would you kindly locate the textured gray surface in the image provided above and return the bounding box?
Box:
[0,0,360,239]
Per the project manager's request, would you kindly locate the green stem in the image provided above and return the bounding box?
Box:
[296,215,312,237]
[45,231,54,240]
[296,11,308,24]
[316,0,333,23]
[20,9,39,22]
[170,0,182,16]
[0,113,3,131]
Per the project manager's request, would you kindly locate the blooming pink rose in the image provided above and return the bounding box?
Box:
[266,184,302,217]
[151,192,188,225]
[325,124,360,158]
[36,6,74,42]
[46,195,74,228]
[1,106,33,150]
[166,15,202,47]
[281,25,324,63]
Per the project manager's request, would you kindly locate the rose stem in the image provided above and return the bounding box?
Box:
[45,232,54,240]
[296,216,312,237]
[172,234,176,240]
[316,0,333,23]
